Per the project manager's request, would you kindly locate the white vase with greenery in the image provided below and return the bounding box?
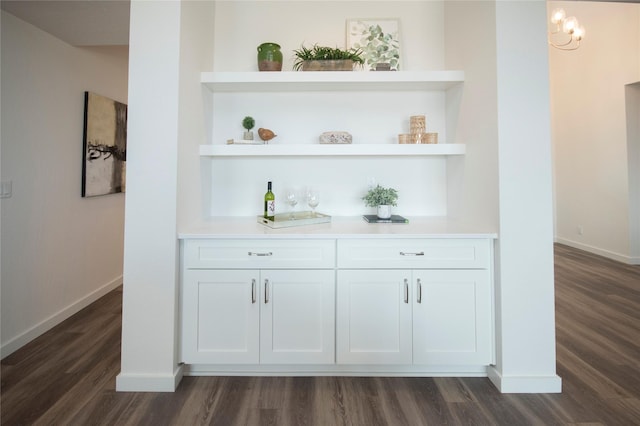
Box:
[362,185,398,219]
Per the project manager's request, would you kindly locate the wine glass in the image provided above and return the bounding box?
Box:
[286,190,298,219]
[307,190,320,217]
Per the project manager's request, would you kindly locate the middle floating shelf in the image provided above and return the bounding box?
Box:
[199,144,466,157]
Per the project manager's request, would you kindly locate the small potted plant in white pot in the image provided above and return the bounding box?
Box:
[242,116,255,140]
[362,184,398,219]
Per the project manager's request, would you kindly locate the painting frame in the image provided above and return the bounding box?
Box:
[82,91,127,198]
[346,18,402,71]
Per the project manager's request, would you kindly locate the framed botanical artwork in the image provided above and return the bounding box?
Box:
[347,19,401,71]
[82,91,127,197]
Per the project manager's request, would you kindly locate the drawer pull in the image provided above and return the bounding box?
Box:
[417,279,422,304]
[248,251,273,257]
[251,279,256,304]
[404,279,409,304]
[399,251,425,256]
[264,279,270,304]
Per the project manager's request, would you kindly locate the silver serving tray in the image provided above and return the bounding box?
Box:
[257,211,331,229]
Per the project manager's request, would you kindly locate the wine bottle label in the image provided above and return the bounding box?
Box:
[267,200,275,216]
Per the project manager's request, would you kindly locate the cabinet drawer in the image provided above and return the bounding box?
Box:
[184,239,336,269]
[337,239,491,269]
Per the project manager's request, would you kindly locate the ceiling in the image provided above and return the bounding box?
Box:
[1,0,639,47]
[1,0,130,46]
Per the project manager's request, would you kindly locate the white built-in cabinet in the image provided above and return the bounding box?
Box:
[336,239,493,366]
[337,269,492,365]
[182,67,496,375]
[181,239,336,365]
[180,236,494,372]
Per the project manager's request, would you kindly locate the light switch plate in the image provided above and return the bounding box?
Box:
[1,180,13,198]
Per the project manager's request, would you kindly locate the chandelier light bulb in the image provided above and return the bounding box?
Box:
[551,8,566,24]
[563,16,579,34]
[548,9,585,50]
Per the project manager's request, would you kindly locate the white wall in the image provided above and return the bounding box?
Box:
[177,2,215,228]
[444,1,499,229]
[213,1,444,73]
[550,1,640,263]
[0,11,128,357]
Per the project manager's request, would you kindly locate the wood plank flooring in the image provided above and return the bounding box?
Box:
[2,244,639,425]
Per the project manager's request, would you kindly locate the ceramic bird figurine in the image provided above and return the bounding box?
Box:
[258,128,277,143]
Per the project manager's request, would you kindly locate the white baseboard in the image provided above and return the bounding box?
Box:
[184,363,488,376]
[555,237,639,265]
[488,367,562,393]
[0,276,123,359]
[116,365,184,392]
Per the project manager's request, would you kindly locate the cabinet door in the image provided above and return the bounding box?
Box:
[413,270,492,365]
[260,270,335,364]
[181,269,259,364]
[336,270,412,364]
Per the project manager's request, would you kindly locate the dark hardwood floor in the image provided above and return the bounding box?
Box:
[2,244,639,425]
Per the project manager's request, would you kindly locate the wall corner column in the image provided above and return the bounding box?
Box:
[491,0,562,393]
[116,0,183,392]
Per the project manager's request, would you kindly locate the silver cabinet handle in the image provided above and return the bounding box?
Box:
[264,279,269,304]
[400,251,424,256]
[251,279,256,304]
[404,278,409,304]
[417,278,422,304]
[248,251,273,257]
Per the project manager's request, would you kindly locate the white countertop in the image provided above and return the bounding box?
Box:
[178,216,498,239]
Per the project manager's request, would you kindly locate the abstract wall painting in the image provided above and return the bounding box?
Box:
[347,19,401,71]
[82,91,127,197]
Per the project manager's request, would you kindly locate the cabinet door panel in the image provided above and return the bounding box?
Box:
[413,270,492,365]
[260,270,335,364]
[182,270,259,364]
[337,270,411,364]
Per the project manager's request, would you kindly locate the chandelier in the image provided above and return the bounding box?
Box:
[549,8,585,51]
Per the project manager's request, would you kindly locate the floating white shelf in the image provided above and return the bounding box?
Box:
[199,144,466,157]
[201,71,465,92]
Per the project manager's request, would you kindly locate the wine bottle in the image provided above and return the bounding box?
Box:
[264,181,275,220]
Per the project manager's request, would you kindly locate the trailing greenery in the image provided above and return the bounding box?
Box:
[362,185,398,207]
[242,116,255,131]
[292,44,364,71]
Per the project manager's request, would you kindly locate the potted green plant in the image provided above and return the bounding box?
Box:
[292,44,364,71]
[242,116,255,140]
[362,184,398,219]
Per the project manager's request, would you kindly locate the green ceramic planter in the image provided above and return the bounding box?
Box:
[257,43,283,72]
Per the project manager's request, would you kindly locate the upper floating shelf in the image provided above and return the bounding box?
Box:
[199,144,466,157]
[201,71,465,92]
